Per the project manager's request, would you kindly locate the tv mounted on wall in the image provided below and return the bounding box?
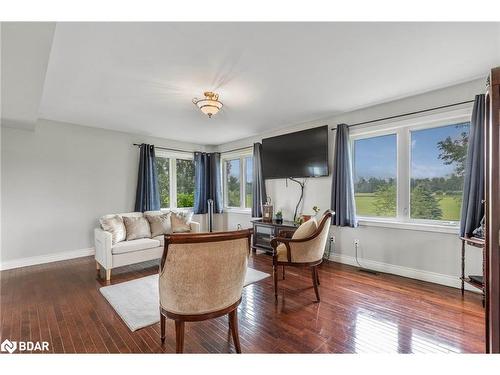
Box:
[262,125,329,179]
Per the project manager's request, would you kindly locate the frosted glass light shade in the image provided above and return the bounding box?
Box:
[192,92,223,118]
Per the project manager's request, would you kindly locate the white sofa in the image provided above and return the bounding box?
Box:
[94,210,200,281]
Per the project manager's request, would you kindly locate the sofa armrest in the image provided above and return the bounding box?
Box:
[94,228,113,269]
[189,221,201,233]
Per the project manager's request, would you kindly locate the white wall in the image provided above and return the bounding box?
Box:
[216,78,486,289]
[0,119,210,267]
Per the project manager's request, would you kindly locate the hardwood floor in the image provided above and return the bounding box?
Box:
[0,252,485,353]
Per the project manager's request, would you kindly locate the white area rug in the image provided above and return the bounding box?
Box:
[99,268,270,331]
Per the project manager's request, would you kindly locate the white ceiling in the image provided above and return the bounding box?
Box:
[10,23,500,144]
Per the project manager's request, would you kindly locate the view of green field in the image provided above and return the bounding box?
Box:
[355,192,462,221]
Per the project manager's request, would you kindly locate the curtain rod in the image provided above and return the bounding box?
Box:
[132,143,252,154]
[330,99,475,130]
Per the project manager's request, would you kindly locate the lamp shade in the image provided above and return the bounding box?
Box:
[192,92,223,118]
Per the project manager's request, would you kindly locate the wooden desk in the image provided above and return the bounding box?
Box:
[460,236,485,307]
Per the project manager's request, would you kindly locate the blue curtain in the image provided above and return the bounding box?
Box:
[252,143,267,217]
[460,94,485,237]
[134,144,160,212]
[331,123,357,227]
[193,152,223,214]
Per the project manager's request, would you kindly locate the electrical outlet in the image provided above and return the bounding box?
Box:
[354,239,360,246]
[330,236,335,243]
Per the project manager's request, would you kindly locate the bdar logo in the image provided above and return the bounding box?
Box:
[1,339,17,354]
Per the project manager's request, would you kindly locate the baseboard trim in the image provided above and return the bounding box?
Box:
[0,248,95,271]
[329,253,479,292]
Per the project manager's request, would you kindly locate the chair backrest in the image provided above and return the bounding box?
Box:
[159,229,252,316]
[290,210,333,263]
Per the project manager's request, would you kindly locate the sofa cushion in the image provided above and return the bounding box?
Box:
[112,238,161,254]
[153,235,165,247]
[292,218,318,240]
[99,215,126,244]
[171,211,193,233]
[145,212,172,237]
[123,216,151,241]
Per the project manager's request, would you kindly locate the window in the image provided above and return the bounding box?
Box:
[245,156,253,208]
[225,159,241,207]
[354,134,397,218]
[176,159,195,208]
[223,151,253,210]
[156,156,170,208]
[410,123,469,221]
[351,109,471,226]
[155,152,195,209]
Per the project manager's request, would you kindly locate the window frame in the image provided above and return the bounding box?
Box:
[221,148,253,212]
[352,132,399,220]
[350,106,472,232]
[155,150,195,210]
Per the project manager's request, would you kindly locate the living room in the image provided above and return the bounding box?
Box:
[1,1,500,373]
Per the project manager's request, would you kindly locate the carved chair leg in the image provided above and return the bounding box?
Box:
[282,265,285,280]
[228,309,242,353]
[160,313,166,343]
[96,261,100,271]
[273,263,278,303]
[175,320,185,353]
[316,268,320,285]
[312,266,320,302]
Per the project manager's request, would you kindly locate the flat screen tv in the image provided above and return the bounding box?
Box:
[262,125,329,179]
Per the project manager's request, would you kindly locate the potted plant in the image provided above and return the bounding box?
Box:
[294,216,304,226]
[275,210,283,224]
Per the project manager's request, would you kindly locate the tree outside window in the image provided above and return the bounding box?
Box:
[354,134,397,218]
[226,159,241,207]
[224,154,253,210]
[245,157,253,208]
[156,156,170,208]
[176,159,195,208]
[410,122,470,221]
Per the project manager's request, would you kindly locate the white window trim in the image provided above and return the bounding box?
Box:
[156,150,194,210]
[221,148,253,212]
[351,106,472,231]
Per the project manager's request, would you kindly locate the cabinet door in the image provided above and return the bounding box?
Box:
[254,224,273,249]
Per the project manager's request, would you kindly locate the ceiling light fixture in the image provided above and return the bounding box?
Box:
[192,91,223,118]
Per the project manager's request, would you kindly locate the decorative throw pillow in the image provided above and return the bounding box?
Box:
[145,212,172,237]
[123,216,151,241]
[100,215,126,244]
[171,211,194,233]
[292,218,318,240]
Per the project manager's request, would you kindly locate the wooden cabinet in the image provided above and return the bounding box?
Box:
[251,219,298,253]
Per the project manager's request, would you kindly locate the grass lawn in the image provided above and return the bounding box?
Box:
[355,193,381,217]
[438,195,462,221]
[355,193,461,221]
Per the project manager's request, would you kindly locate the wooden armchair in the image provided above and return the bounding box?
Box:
[270,210,334,303]
[159,229,252,353]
